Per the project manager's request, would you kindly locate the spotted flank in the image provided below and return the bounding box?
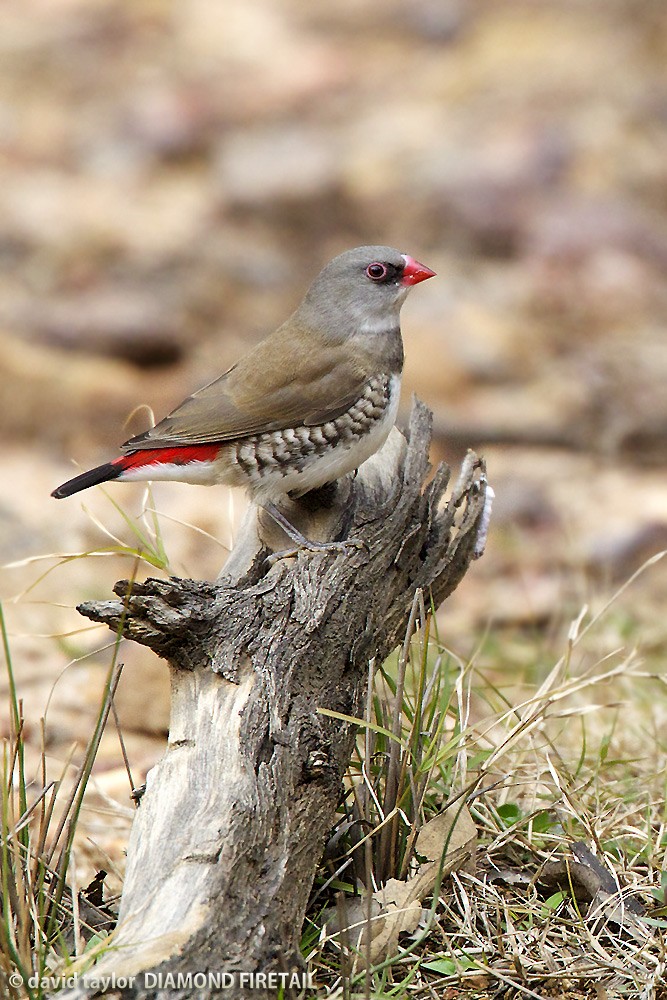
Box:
[229,373,399,498]
[232,375,389,476]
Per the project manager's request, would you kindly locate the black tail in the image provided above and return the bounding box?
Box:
[51,462,121,499]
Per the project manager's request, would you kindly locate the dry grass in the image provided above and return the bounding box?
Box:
[305,565,667,999]
[1,499,666,999]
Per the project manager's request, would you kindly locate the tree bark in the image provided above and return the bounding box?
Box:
[66,400,488,1000]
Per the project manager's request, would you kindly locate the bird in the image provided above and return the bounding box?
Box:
[52,245,435,555]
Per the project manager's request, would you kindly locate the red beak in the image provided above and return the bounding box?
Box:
[401,255,436,286]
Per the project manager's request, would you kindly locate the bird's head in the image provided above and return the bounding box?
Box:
[298,245,436,344]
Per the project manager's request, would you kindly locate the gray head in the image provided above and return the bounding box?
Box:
[297,245,436,341]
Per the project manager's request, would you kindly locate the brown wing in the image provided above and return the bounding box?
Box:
[122,320,372,452]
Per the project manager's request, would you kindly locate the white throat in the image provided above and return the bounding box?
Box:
[359,316,400,336]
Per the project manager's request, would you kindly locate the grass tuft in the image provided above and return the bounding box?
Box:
[0,578,139,998]
[305,584,667,999]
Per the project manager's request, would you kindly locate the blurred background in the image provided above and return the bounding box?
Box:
[2,0,667,883]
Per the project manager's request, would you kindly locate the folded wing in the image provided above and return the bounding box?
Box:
[122,323,373,452]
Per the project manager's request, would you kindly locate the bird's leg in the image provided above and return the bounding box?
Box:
[262,501,367,564]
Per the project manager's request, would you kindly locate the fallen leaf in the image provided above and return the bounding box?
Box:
[324,805,477,966]
[415,803,478,871]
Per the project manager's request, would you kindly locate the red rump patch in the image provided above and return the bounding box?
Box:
[114,444,222,471]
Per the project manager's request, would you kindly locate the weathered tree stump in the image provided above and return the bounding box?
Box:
[68,401,487,999]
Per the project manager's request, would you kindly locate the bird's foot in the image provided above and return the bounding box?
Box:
[265,536,367,566]
[262,501,368,565]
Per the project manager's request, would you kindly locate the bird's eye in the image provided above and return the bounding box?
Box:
[366,262,388,282]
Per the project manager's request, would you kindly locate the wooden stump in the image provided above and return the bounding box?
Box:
[67,401,488,999]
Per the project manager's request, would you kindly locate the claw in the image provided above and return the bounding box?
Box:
[265,547,300,565]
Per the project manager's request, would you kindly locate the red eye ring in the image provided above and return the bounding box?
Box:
[366,262,388,281]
